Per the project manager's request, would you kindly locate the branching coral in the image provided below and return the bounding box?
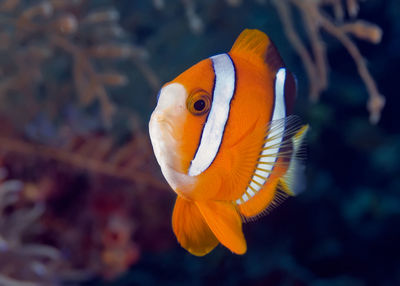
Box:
[0,167,62,286]
[271,0,385,124]
[0,1,170,282]
[0,0,159,127]
[0,125,173,281]
[0,127,167,191]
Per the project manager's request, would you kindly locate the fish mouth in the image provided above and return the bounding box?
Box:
[153,116,180,141]
[149,113,195,192]
[149,114,181,171]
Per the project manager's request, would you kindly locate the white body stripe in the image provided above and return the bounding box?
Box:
[188,53,235,176]
[271,68,287,122]
[237,68,287,205]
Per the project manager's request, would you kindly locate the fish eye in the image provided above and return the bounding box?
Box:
[186,89,211,116]
[194,99,205,111]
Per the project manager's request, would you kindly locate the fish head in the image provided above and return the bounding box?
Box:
[149,59,214,194]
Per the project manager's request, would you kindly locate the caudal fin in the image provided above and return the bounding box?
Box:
[280,124,309,196]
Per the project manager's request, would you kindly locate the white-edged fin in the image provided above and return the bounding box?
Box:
[281,124,309,196]
[188,53,236,177]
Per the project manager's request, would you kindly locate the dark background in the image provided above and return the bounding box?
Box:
[0,1,398,286]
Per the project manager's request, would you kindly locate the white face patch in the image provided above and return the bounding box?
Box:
[149,83,195,191]
[236,68,287,205]
[153,83,187,117]
[188,53,236,177]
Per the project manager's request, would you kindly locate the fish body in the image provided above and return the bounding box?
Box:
[149,29,308,256]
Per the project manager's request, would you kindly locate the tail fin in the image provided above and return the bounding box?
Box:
[280,124,309,196]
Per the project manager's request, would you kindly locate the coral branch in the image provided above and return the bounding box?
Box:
[271,0,385,123]
[272,0,322,99]
[0,136,168,190]
[0,1,158,128]
[317,12,385,124]
[0,169,62,285]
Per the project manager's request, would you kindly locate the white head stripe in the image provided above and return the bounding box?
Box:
[237,68,287,205]
[188,53,236,176]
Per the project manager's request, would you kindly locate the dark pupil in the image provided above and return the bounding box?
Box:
[194,99,205,111]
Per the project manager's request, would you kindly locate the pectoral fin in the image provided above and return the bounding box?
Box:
[236,116,306,218]
[172,197,219,256]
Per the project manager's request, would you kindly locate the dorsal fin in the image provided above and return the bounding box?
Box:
[230,29,270,60]
[230,29,284,73]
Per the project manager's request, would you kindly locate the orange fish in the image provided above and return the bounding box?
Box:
[149,29,308,256]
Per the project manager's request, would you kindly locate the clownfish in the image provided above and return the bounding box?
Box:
[149,29,309,256]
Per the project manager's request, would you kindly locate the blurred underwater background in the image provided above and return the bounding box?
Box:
[0,0,398,285]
